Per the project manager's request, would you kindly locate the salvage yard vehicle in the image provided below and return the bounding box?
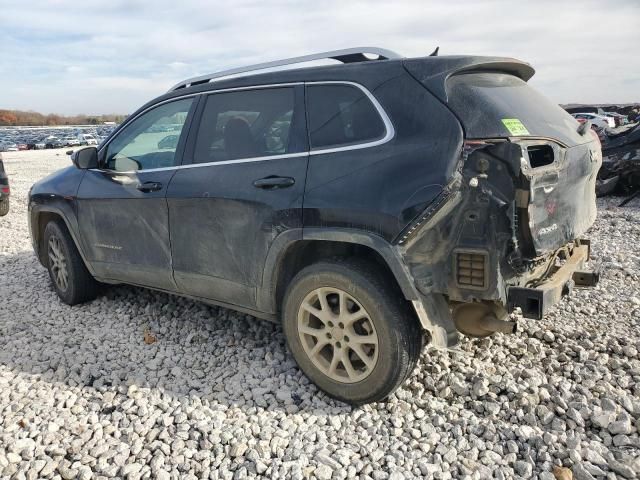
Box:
[0,154,9,216]
[28,47,601,404]
[78,133,98,145]
[572,113,615,130]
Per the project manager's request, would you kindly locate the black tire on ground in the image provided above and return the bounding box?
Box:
[282,259,423,405]
[0,198,8,216]
[43,220,99,305]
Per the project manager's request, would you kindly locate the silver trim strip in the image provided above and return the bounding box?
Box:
[307,81,395,155]
[91,152,309,174]
[169,47,402,91]
[97,81,394,174]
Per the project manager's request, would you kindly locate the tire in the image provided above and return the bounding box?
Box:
[43,220,99,305]
[0,197,8,216]
[282,259,422,405]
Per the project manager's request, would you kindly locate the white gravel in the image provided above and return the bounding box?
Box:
[0,149,639,479]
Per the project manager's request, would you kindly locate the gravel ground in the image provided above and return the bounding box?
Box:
[0,149,639,480]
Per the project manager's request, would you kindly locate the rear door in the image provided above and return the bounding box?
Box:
[77,97,197,290]
[166,85,307,309]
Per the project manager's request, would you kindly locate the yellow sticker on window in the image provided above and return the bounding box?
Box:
[501,118,530,136]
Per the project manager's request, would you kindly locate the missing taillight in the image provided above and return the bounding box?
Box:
[527,145,554,168]
[455,250,488,289]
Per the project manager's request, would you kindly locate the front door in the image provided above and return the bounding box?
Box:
[77,97,196,290]
[166,86,308,309]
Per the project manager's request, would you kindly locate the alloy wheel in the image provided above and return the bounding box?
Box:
[48,235,69,291]
[297,287,379,383]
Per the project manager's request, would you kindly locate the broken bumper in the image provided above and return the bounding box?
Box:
[507,241,599,320]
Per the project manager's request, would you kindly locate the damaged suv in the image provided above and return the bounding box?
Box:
[28,48,601,404]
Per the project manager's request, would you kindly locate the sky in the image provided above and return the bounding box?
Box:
[0,0,638,115]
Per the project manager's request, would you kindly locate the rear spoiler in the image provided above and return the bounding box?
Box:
[403,55,535,103]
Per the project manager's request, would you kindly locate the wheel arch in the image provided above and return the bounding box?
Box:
[31,204,94,275]
[257,228,420,315]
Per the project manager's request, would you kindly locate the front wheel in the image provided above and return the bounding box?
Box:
[282,260,422,405]
[44,220,99,305]
[0,197,8,216]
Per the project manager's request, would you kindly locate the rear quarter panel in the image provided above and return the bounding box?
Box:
[303,73,464,242]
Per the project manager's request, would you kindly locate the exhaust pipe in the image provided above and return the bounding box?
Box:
[452,303,518,337]
[477,315,517,334]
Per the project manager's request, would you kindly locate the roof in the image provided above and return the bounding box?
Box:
[121,48,536,124]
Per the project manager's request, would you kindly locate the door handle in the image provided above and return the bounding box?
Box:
[252,176,295,190]
[136,181,163,192]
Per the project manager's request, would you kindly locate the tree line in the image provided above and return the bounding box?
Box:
[0,109,127,126]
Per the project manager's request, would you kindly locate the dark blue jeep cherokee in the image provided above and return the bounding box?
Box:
[28,48,601,404]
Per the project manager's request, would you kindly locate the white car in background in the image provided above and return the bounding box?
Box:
[78,133,98,145]
[572,113,615,129]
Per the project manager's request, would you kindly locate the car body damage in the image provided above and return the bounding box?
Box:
[597,122,640,202]
[396,135,601,347]
[28,48,603,370]
[380,64,605,349]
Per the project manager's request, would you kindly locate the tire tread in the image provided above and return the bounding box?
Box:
[282,257,423,405]
[0,198,8,216]
[44,220,99,305]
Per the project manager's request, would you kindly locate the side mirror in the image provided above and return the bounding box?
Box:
[71,147,98,169]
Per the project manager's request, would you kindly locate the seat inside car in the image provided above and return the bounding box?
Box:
[224,116,257,159]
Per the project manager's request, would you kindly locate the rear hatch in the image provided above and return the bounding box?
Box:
[405,61,601,257]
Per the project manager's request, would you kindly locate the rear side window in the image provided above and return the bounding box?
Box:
[306,84,386,150]
[194,87,295,163]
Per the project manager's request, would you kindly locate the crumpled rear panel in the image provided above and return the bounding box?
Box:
[521,140,601,255]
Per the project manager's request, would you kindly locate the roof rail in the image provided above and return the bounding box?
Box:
[168,47,403,92]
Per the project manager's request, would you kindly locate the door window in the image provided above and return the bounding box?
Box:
[306,84,386,150]
[193,88,295,163]
[104,98,194,171]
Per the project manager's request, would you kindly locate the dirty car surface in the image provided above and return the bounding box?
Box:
[27,48,601,404]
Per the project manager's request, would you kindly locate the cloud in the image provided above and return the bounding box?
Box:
[0,0,638,114]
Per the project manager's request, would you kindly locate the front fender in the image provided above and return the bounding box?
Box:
[28,167,93,273]
[29,202,95,276]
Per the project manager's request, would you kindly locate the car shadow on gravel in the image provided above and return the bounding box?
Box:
[0,251,346,413]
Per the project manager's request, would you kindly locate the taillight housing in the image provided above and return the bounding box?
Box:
[1,186,9,194]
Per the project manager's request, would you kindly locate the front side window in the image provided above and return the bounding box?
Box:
[306,84,386,150]
[194,88,295,163]
[104,98,193,171]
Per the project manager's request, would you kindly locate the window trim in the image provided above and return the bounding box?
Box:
[94,81,394,173]
[190,84,304,166]
[305,81,395,155]
[97,95,199,173]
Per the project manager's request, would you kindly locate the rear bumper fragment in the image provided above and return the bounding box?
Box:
[507,241,599,319]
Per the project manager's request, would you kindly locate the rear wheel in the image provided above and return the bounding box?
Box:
[282,259,422,405]
[0,197,8,216]
[44,220,99,305]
